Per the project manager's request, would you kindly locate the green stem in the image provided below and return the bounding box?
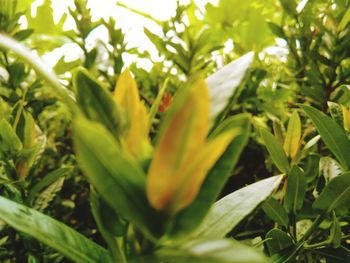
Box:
[298,213,326,244]
[0,33,78,113]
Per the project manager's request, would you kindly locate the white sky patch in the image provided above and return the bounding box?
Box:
[38,0,218,69]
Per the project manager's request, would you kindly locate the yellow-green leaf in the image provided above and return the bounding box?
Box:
[283,110,301,159]
[147,79,210,213]
[114,69,151,159]
[342,105,350,132]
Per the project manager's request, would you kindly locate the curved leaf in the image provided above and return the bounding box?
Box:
[168,114,250,238]
[261,129,290,173]
[313,172,350,215]
[300,105,350,170]
[0,196,111,263]
[193,175,283,239]
[206,52,254,127]
[73,117,163,238]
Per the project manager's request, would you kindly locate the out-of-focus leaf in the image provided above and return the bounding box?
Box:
[169,114,250,238]
[206,52,254,128]
[137,239,268,263]
[73,117,163,238]
[301,105,350,170]
[313,172,350,215]
[261,129,290,173]
[74,68,124,137]
[338,7,350,32]
[0,196,112,263]
[262,197,289,227]
[193,175,282,239]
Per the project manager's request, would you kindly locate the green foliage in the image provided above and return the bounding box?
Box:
[0,0,350,262]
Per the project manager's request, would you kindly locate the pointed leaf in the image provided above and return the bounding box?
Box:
[137,239,268,263]
[206,52,254,127]
[147,79,209,212]
[283,111,301,159]
[193,175,283,239]
[300,105,350,170]
[284,165,307,214]
[74,68,123,137]
[261,129,290,173]
[313,172,350,215]
[73,117,163,238]
[0,196,111,263]
[262,197,289,228]
[169,114,251,238]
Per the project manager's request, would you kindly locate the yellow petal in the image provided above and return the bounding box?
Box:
[283,110,301,159]
[147,79,211,212]
[342,105,350,132]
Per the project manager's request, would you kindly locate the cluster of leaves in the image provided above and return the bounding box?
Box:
[0,0,350,262]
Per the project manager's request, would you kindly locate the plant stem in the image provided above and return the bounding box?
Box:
[0,33,78,113]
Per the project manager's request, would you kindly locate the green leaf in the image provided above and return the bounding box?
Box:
[0,119,22,157]
[316,247,350,262]
[267,22,286,39]
[206,52,254,128]
[137,239,268,263]
[28,167,72,205]
[74,68,124,137]
[90,191,128,263]
[338,7,350,32]
[168,114,250,239]
[284,165,307,215]
[329,212,342,248]
[26,0,66,35]
[73,117,163,239]
[283,111,301,159]
[262,197,289,228]
[266,229,294,256]
[260,129,290,173]
[300,105,350,170]
[192,175,283,239]
[0,196,111,263]
[313,172,350,215]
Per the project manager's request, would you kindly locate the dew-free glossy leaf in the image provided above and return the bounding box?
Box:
[284,165,307,214]
[262,197,289,227]
[0,196,111,263]
[266,229,294,256]
[301,105,350,170]
[313,172,350,215]
[206,52,254,127]
[261,129,290,173]
[193,175,283,239]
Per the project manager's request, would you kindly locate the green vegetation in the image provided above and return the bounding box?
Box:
[0,0,350,262]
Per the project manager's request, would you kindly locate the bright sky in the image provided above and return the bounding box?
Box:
[35,0,218,69]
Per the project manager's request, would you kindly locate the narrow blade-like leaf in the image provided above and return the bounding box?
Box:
[0,196,111,263]
[300,105,350,170]
[193,175,283,239]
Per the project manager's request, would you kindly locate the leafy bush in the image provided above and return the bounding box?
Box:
[0,0,350,262]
